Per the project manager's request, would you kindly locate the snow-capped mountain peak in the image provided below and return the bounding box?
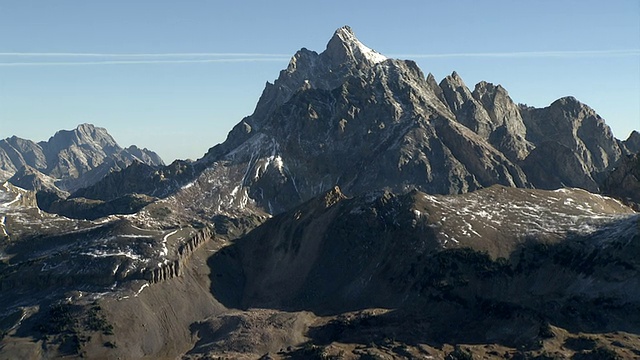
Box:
[326,25,388,65]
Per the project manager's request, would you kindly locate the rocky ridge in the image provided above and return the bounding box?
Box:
[210,185,638,311]
[199,185,640,359]
[0,179,226,360]
[0,181,211,294]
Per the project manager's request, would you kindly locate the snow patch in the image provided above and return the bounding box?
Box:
[273,155,285,172]
[0,216,7,237]
[134,283,149,297]
[336,27,387,64]
[80,250,142,261]
[161,229,179,257]
[181,181,196,190]
[1,193,21,208]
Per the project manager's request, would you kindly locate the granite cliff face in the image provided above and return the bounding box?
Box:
[0,124,164,192]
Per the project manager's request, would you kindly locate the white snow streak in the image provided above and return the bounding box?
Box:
[134,283,149,297]
[161,229,179,257]
[80,250,142,261]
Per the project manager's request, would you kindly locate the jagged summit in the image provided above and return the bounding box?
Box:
[325,25,387,65]
[214,26,391,149]
[46,123,119,153]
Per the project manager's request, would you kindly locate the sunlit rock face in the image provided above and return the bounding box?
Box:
[0,123,164,192]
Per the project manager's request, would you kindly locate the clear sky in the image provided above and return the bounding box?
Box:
[1,0,639,162]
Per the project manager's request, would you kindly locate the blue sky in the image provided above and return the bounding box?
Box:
[1,0,639,162]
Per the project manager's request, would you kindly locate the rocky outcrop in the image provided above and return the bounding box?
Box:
[142,227,213,283]
[0,136,46,179]
[622,130,640,154]
[0,220,213,294]
[172,27,533,219]
[440,72,494,138]
[601,153,640,210]
[438,75,531,162]
[40,123,122,179]
[472,81,532,160]
[520,97,622,188]
[521,141,599,192]
[124,145,164,166]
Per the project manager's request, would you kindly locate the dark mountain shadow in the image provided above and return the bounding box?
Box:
[207,245,246,309]
[304,306,547,351]
[207,212,640,348]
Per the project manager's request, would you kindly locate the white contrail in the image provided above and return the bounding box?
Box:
[1,49,637,67]
[3,49,638,59]
[0,58,291,67]
[0,52,291,57]
[389,49,640,59]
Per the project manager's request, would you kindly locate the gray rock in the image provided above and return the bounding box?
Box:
[601,153,640,209]
[8,165,66,196]
[472,81,532,160]
[521,97,622,175]
[1,124,164,192]
[621,130,640,154]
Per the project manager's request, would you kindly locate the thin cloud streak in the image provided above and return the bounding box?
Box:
[390,49,640,59]
[0,58,291,67]
[2,49,638,67]
[3,49,638,59]
[0,52,291,57]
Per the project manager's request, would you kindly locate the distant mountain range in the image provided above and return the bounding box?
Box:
[0,124,165,219]
[1,26,639,359]
[0,123,164,193]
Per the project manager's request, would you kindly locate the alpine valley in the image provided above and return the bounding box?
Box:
[1,26,639,359]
